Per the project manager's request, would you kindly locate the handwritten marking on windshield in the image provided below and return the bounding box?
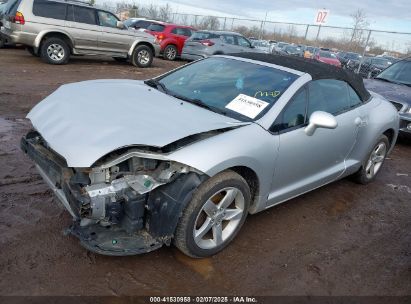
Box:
[254,91,281,98]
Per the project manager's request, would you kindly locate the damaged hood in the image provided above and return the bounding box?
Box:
[27,79,241,167]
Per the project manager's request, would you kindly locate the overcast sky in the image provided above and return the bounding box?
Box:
[102,0,411,33]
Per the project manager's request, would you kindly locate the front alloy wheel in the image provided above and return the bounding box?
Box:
[174,171,250,258]
[193,187,245,250]
[131,45,153,68]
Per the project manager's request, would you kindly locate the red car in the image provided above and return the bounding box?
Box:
[314,51,341,67]
[145,22,196,60]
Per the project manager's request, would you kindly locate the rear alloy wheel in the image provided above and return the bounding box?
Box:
[163,45,178,61]
[353,135,389,184]
[40,38,70,65]
[131,45,153,68]
[174,170,250,258]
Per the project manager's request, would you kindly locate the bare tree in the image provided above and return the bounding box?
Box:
[179,14,189,26]
[199,16,220,30]
[233,26,249,37]
[158,4,172,22]
[145,4,159,20]
[349,9,370,52]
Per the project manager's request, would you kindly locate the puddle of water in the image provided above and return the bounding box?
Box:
[173,249,215,280]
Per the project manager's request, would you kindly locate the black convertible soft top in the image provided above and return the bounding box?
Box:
[229,53,371,102]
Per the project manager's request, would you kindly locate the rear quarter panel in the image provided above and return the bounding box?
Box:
[348,96,399,172]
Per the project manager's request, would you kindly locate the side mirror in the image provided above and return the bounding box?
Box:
[250,45,255,49]
[117,21,125,29]
[305,111,338,136]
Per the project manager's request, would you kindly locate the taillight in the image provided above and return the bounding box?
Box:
[12,11,25,25]
[200,39,214,47]
[156,34,165,42]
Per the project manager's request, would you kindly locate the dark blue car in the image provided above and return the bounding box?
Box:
[364,57,411,139]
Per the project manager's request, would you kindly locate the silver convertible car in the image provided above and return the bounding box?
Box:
[22,53,399,258]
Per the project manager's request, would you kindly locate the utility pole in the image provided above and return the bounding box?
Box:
[259,11,268,40]
[357,30,372,73]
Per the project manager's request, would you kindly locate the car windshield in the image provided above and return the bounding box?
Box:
[286,46,300,52]
[319,51,336,58]
[156,57,298,121]
[346,53,361,60]
[376,60,411,86]
[372,58,390,67]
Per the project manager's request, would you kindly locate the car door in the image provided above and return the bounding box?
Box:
[220,34,242,53]
[170,27,192,54]
[267,80,361,206]
[96,10,130,54]
[66,5,99,51]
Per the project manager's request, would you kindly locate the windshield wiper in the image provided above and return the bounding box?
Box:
[144,79,169,94]
[171,93,228,116]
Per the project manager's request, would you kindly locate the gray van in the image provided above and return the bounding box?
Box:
[0,0,160,67]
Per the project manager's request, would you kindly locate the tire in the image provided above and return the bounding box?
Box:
[163,45,178,61]
[131,45,153,68]
[352,135,390,184]
[113,57,128,63]
[27,47,39,57]
[0,37,5,49]
[40,37,70,65]
[174,170,251,258]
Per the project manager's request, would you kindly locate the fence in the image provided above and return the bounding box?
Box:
[170,13,411,55]
[167,13,411,77]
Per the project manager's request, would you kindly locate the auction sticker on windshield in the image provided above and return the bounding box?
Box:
[225,94,269,119]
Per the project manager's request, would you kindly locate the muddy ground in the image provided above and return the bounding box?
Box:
[0,48,410,296]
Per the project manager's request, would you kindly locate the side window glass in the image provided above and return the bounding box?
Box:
[222,35,235,45]
[271,88,307,132]
[73,6,96,25]
[33,0,67,20]
[308,79,350,116]
[98,11,118,28]
[66,4,74,21]
[237,36,251,48]
[347,85,362,107]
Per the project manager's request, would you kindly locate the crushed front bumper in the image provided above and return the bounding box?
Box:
[21,131,205,255]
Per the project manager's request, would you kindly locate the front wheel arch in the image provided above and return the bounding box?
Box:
[132,42,155,58]
[173,170,251,258]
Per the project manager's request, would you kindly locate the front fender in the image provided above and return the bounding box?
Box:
[167,123,279,213]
